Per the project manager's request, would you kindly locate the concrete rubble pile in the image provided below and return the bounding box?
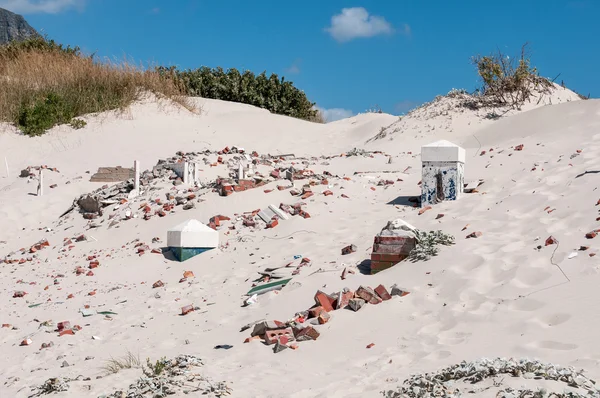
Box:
[243,283,410,353]
[19,165,60,178]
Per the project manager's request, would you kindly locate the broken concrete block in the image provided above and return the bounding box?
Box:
[390,284,410,297]
[348,298,366,312]
[341,244,357,255]
[258,204,289,223]
[77,195,101,214]
[250,320,286,337]
[273,339,289,353]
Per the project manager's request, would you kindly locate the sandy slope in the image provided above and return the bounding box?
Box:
[1,88,600,397]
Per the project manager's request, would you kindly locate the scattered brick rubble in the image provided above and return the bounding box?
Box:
[243,283,409,353]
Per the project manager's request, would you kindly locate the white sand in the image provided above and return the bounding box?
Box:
[1,85,600,397]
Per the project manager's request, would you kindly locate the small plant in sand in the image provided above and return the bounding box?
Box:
[101,351,142,374]
[143,356,168,377]
[69,118,87,129]
[471,43,552,109]
[409,230,455,261]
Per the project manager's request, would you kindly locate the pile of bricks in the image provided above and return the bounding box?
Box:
[216,178,266,196]
[243,283,409,353]
[279,202,310,219]
[370,220,417,275]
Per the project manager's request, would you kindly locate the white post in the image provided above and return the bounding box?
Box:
[4,157,9,178]
[238,162,244,181]
[134,160,140,194]
[37,169,43,196]
[183,162,190,185]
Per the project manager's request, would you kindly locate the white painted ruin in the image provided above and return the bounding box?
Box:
[421,140,465,207]
[167,219,219,249]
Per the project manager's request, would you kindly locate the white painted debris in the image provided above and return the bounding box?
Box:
[167,219,219,249]
[92,335,102,340]
[258,204,290,223]
[568,252,578,259]
[421,140,465,207]
[245,294,258,306]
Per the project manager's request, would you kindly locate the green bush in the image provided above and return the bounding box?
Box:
[471,43,551,108]
[158,66,321,122]
[17,92,76,136]
[0,37,190,136]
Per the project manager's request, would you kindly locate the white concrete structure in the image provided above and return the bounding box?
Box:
[258,204,289,223]
[421,140,465,207]
[167,219,219,249]
[171,161,202,186]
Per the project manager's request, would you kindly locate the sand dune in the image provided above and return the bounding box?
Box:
[1,86,600,397]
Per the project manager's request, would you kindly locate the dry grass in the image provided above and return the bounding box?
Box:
[101,351,142,374]
[0,40,193,136]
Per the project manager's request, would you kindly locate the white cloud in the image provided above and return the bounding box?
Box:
[0,0,84,14]
[316,106,354,123]
[325,7,394,42]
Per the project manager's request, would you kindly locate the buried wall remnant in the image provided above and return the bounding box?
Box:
[370,219,417,274]
[421,140,465,207]
[89,166,135,183]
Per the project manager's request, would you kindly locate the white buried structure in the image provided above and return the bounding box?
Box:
[169,161,202,186]
[167,219,219,261]
[421,140,465,207]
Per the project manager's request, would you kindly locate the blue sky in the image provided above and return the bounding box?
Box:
[1,0,598,121]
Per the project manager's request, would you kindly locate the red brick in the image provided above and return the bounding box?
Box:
[318,312,331,324]
[293,325,320,341]
[355,286,382,304]
[266,219,279,229]
[152,280,164,288]
[59,329,74,336]
[57,321,71,332]
[374,236,415,245]
[233,185,245,192]
[374,285,392,301]
[265,327,294,345]
[309,306,325,318]
[375,253,406,263]
[314,291,335,312]
[586,231,597,239]
[301,192,314,200]
[373,242,416,255]
[181,305,194,315]
[323,190,333,196]
[298,210,311,219]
